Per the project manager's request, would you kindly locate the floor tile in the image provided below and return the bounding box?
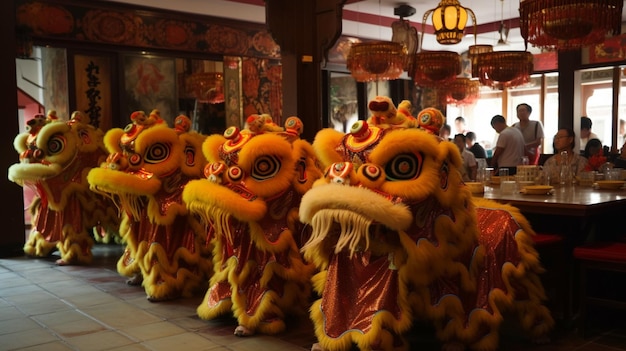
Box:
[2,243,626,351]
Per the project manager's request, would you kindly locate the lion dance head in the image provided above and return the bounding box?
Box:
[9,111,120,265]
[182,115,322,336]
[299,98,553,351]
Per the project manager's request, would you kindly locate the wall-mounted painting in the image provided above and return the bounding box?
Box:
[122,55,177,126]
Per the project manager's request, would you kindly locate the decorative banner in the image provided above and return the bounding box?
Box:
[588,34,626,64]
[241,57,282,123]
[16,0,280,59]
[224,56,242,128]
[73,54,112,130]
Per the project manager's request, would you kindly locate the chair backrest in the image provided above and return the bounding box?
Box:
[538,154,553,166]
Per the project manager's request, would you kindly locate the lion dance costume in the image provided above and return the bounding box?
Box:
[299,97,553,351]
[182,115,321,336]
[9,111,119,265]
[87,111,212,301]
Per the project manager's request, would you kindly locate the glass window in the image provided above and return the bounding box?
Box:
[447,88,502,152]
[577,67,626,153]
[447,74,558,156]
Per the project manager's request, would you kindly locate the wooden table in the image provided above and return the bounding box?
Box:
[479,184,626,322]
[480,185,626,217]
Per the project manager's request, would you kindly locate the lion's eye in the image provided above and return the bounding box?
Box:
[385,153,422,181]
[144,142,170,164]
[47,134,66,155]
[251,155,280,181]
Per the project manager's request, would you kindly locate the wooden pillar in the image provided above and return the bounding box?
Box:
[557,50,581,131]
[1,0,26,257]
[265,0,346,142]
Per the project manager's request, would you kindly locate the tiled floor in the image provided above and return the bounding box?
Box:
[1,243,626,351]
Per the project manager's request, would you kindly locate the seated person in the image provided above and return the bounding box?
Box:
[542,128,588,184]
[583,138,611,172]
[613,139,626,169]
[583,138,603,159]
[453,133,477,182]
[465,131,487,159]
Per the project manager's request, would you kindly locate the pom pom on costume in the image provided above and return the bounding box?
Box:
[417,106,446,135]
[366,96,417,128]
[182,116,322,336]
[243,113,283,133]
[299,96,553,351]
[87,111,212,301]
[8,111,120,265]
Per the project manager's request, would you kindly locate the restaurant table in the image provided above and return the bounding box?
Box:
[480,184,626,217]
[478,183,626,322]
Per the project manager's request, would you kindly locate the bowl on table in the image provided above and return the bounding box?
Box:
[516,180,535,188]
[595,180,626,190]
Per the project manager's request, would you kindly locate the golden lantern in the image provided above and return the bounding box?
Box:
[346,41,406,82]
[519,0,623,51]
[422,0,477,45]
[413,51,461,87]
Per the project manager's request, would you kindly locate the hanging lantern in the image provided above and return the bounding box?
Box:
[346,41,406,82]
[473,50,534,89]
[440,77,480,105]
[422,0,476,45]
[519,0,623,51]
[468,44,493,78]
[413,51,461,87]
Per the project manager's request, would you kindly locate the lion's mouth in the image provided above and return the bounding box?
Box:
[302,209,402,259]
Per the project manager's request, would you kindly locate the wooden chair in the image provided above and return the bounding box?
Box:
[532,233,566,320]
[572,242,626,337]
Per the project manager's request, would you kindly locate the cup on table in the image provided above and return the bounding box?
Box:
[498,168,509,181]
[484,167,494,184]
[501,180,517,194]
[606,169,622,180]
[578,171,595,186]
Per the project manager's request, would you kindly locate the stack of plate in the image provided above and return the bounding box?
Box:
[521,185,554,195]
[594,180,626,190]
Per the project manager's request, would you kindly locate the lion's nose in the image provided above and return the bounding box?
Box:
[327,162,354,185]
[105,153,128,171]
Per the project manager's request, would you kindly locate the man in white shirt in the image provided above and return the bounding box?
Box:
[580,116,600,152]
[512,103,544,165]
[490,115,526,175]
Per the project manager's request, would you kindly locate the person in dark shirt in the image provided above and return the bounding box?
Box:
[465,131,487,159]
[614,139,626,168]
